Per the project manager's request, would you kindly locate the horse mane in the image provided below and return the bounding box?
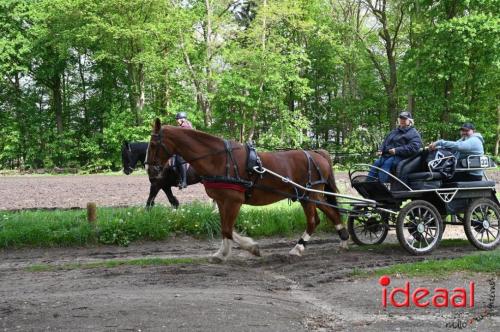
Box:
[164,125,240,149]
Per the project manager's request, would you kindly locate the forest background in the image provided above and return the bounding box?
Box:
[1,0,498,171]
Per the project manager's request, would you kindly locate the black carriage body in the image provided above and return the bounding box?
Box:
[348,153,499,254]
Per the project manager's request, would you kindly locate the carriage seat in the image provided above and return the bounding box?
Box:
[406,171,444,181]
[393,153,443,190]
[442,180,495,189]
[394,153,440,181]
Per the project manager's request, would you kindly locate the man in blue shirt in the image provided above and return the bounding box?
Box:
[429,123,485,181]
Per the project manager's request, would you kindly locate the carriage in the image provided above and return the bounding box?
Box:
[346,151,500,255]
[147,121,499,259]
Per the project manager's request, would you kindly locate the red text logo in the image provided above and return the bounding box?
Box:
[379,275,474,308]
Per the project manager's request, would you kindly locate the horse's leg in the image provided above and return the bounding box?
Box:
[146,182,161,209]
[212,200,242,262]
[314,210,321,227]
[289,201,317,257]
[163,186,179,209]
[316,201,349,249]
[232,231,260,256]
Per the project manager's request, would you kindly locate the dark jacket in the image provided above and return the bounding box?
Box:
[379,126,423,158]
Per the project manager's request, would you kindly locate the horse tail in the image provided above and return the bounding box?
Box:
[313,149,338,206]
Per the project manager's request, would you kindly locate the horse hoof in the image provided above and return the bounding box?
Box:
[289,244,304,257]
[339,241,349,250]
[209,255,226,264]
[250,245,261,257]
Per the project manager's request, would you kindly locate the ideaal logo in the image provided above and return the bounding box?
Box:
[379,275,474,308]
[379,275,496,329]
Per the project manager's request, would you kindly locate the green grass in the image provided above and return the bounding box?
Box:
[359,250,500,277]
[0,201,336,249]
[26,257,204,272]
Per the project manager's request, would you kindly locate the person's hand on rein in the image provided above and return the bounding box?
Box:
[428,142,437,151]
[388,148,396,155]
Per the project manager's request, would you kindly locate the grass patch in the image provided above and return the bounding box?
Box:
[357,250,500,277]
[0,201,335,249]
[26,257,204,272]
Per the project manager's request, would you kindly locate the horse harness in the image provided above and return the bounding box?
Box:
[148,131,328,203]
[201,141,259,197]
[201,141,327,203]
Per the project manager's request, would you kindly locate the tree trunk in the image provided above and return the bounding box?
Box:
[78,53,88,127]
[52,73,63,134]
[387,50,398,126]
[407,94,415,114]
[441,77,453,138]
[14,74,27,164]
[362,0,403,128]
[203,0,214,127]
[136,63,145,114]
[440,1,458,139]
[126,62,139,126]
[248,0,267,142]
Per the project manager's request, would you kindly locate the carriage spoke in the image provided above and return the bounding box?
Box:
[406,215,419,227]
[486,229,497,241]
[423,235,430,247]
[424,217,435,226]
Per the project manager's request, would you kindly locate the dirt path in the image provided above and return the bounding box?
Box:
[1,171,498,211]
[0,236,498,331]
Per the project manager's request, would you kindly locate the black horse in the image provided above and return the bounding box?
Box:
[121,141,200,208]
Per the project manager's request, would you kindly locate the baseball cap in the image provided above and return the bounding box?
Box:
[398,111,412,120]
[460,123,475,130]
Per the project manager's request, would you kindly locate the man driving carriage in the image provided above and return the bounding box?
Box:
[429,122,485,181]
[368,111,423,183]
[175,112,193,189]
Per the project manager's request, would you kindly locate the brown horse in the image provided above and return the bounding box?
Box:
[146,119,349,261]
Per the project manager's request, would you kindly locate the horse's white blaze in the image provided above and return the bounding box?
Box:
[213,238,232,260]
[289,244,305,256]
[232,231,256,250]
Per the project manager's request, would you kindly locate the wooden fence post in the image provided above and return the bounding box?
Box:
[87,202,97,223]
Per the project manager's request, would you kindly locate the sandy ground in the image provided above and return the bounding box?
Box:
[0,235,498,331]
[0,172,499,331]
[0,171,498,211]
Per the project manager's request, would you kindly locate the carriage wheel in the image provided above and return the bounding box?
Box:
[396,200,443,255]
[464,198,500,250]
[347,206,389,245]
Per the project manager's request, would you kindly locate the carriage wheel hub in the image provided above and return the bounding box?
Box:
[417,223,425,233]
[483,220,490,229]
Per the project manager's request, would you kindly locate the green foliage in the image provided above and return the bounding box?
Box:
[366,249,500,277]
[0,0,499,170]
[0,201,336,248]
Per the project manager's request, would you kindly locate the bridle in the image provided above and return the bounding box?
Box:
[145,129,173,174]
[145,128,244,175]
